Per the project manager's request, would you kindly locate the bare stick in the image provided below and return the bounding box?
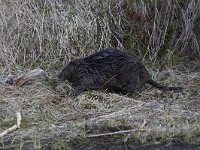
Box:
[86,129,138,138]
[16,112,22,127]
[14,68,44,87]
[139,119,147,129]
[86,120,147,138]
[0,112,22,138]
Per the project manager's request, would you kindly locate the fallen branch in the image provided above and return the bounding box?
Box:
[0,68,44,87]
[86,129,138,138]
[0,112,22,138]
[14,68,44,87]
[86,120,147,138]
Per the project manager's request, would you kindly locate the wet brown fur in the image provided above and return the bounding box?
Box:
[58,48,182,96]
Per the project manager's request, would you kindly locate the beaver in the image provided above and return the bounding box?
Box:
[58,48,183,96]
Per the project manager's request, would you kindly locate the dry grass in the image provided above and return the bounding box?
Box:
[0,70,200,149]
[0,0,200,149]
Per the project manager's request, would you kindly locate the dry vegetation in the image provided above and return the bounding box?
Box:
[0,0,200,149]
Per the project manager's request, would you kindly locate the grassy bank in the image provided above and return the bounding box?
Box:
[0,70,200,149]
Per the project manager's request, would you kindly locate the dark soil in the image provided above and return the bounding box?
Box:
[1,136,199,150]
[71,137,200,150]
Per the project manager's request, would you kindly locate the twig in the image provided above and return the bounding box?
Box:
[16,112,22,127]
[0,111,22,138]
[139,119,147,129]
[86,120,147,138]
[86,129,138,138]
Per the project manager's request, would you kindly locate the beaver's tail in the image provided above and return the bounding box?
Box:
[147,79,183,92]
